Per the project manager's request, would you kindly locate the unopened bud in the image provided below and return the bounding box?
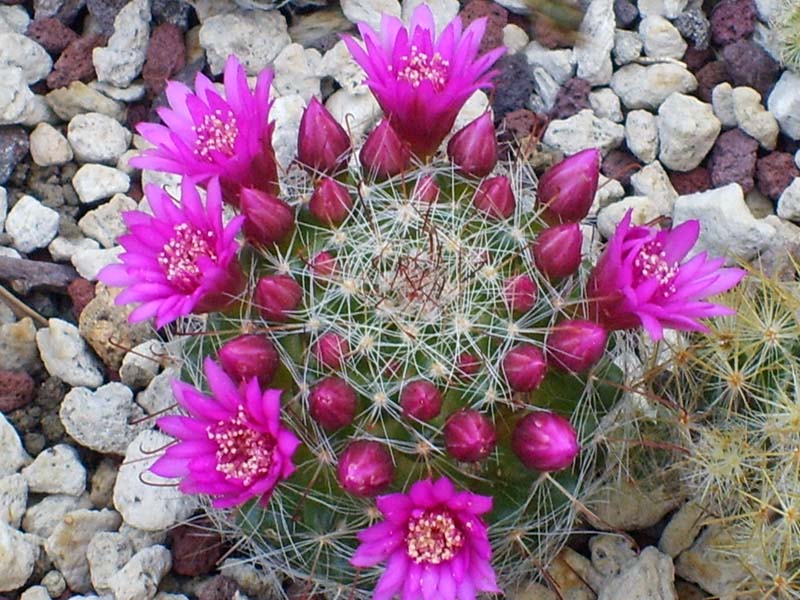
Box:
[444,409,496,462]
[308,376,358,431]
[337,440,394,496]
[502,344,547,392]
[512,411,579,472]
[255,274,302,322]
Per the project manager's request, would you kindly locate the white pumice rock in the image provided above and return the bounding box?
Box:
[0,318,38,373]
[87,531,135,594]
[777,177,800,221]
[589,88,623,123]
[48,236,100,262]
[270,93,305,171]
[611,63,697,110]
[745,187,774,218]
[503,23,529,54]
[22,444,86,496]
[638,0,688,17]
[401,0,459,34]
[90,81,147,103]
[41,570,67,598]
[272,44,321,103]
[199,9,290,76]
[22,494,92,538]
[92,0,150,88]
[590,534,637,578]
[325,88,382,142]
[0,520,39,592]
[0,32,51,84]
[543,109,625,156]
[731,86,779,150]
[630,160,678,213]
[767,70,800,140]
[597,547,677,600]
[453,90,490,133]
[523,42,575,85]
[108,545,172,600]
[60,383,149,455]
[659,500,706,558]
[0,473,26,528]
[136,366,179,416]
[45,82,125,122]
[711,82,736,128]
[574,0,615,85]
[316,40,367,94]
[597,196,662,238]
[120,339,167,390]
[658,93,720,171]
[0,66,34,125]
[613,29,643,65]
[0,6,29,33]
[67,113,132,165]
[0,186,6,233]
[0,247,20,259]
[78,193,136,248]
[19,93,57,127]
[639,15,687,59]
[114,430,197,531]
[0,413,30,477]
[45,508,121,593]
[20,585,50,600]
[625,109,659,163]
[72,164,131,204]
[5,195,59,254]
[119,523,167,552]
[116,149,141,176]
[341,0,401,31]
[532,66,559,112]
[673,183,777,262]
[589,174,626,216]
[36,318,104,389]
[30,123,73,167]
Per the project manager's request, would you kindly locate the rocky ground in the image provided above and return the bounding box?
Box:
[0,0,798,598]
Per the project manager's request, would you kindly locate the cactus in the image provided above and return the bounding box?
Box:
[772,0,800,73]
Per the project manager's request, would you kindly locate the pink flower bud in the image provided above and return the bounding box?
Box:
[313,332,349,369]
[400,380,442,421]
[309,177,353,226]
[444,409,496,462]
[503,274,537,314]
[546,319,608,373]
[413,175,440,203]
[297,97,351,174]
[360,119,411,179]
[218,334,279,387]
[456,352,481,379]
[532,223,582,279]
[337,440,394,496]
[537,148,600,223]
[512,411,579,472]
[473,175,516,220]
[310,251,336,277]
[239,187,294,246]
[447,113,497,178]
[502,344,547,392]
[255,274,302,322]
[308,376,358,431]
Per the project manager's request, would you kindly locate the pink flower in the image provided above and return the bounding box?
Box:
[587,210,746,340]
[98,177,245,328]
[343,5,504,158]
[132,55,278,200]
[351,477,499,600]
[151,357,301,508]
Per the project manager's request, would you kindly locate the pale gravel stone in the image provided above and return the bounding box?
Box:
[48,236,100,262]
[611,63,697,110]
[22,444,86,496]
[136,367,179,416]
[36,318,104,388]
[325,88,381,142]
[270,94,305,171]
[588,478,686,530]
[116,150,141,176]
[316,40,366,94]
[542,109,625,156]
[597,196,662,238]
[30,123,73,167]
[22,494,92,538]
[78,193,136,248]
[523,42,575,85]
[658,93,720,171]
[625,110,659,163]
[341,0,401,31]
[711,82,736,128]
[453,90,490,133]
[46,82,125,122]
[777,177,800,221]
[0,66,34,125]
[6,195,59,253]
[92,0,150,87]
[89,458,118,509]
[589,88,623,122]
[659,500,706,558]
[731,86,779,150]
[630,160,678,213]
[0,521,38,592]
[598,547,677,600]
[41,570,67,598]
[0,6,29,33]
[44,508,121,593]
[20,585,50,600]
[503,24,529,54]
[613,29,642,65]
[0,187,6,233]
[120,340,167,390]
[639,15,687,59]
[108,545,171,600]
[0,32,52,84]
[532,66,559,111]
[0,473,26,528]
[272,44,320,102]
[87,531,134,594]
[402,0,459,34]
[72,164,131,204]
[19,94,57,127]
[590,534,637,578]
[0,413,30,477]
[0,318,39,373]
[746,187,775,219]
[90,81,146,103]
[589,174,626,216]
[68,113,132,164]
[638,0,688,17]
[574,0,615,85]
[119,523,167,552]
[767,71,800,140]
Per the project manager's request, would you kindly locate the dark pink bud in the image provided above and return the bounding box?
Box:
[308,376,357,431]
[337,440,394,496]
[255,274,302,322]
[532,223,582,279]
[297,97,351,174]
[456,352,481,379]
[218,334,279,387]
[313,332,349,369]
[537,148,600,223]
[546,319,608,373]
[447,112,497,178]
[512,411,579,472]
[473,176,516,220]
[239,187,294,246]
[400,380,442,421]
[309,177,353,226]
[444,409,496,462]
[360,119,411,179]
[310,251,336,277]
[504,274,537,314]
[414,175,440,203]
[502,344,547,392]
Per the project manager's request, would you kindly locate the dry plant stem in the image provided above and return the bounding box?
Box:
[0,284,48,326]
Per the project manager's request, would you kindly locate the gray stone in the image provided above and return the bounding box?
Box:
[0,67,34,125]
[0,33,52,84]
[108,545,171,600]
[503,23,529,54]
[93,0,151,88]
[49,236,100,262]
[119,523,166,552]
[590,534,637,578]
[41,570,67,598]
[272,43,320,102]
[72,164,131,204]
[67,113,132,164]
[136,366,178,416]
[36,318,104,389]
[597,196,661,238]
[625,109,659,163]
[767,70,800,140]
[630,160,678,213]
[22,494,92,538]
[732,86,778,150]
[0,6,29,34]
[711,82,736,128]
[574,0,615,85]
[0,473,26,528]
[6,195,59,253]
[46,82,126,122]
[120,340,167,390]
[72,246,124,281]
[21,444,86,496]
[87,531,134,594]
[77,193,135,248]
[613,29,642,65]
[776,177,800,221]
[611,63,697,111]
[316,39,367,94]
[20,585,50,600]
[589,88,623,123]
[0,318,39,372]
[532,66,559,111]
[639,0,688,17]
[598,547,677,600]
[0,412,30,477]
[658,93,720,171]
[659,500,706,558]
[341,0,401,31]
[543,109,625,156]
[523,42,575,85]
[0,521,38,592]
[325,87,382,142]
[588,478,686,531]
[639,16,687,59]
[90,81,146,103]
[30,123,73,167]
[270,94,305,171]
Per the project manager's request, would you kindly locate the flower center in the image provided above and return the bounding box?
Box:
[158,223,218,293]
[193,109,238,162]
[208,407,275,487]
[395,46,450,91]
[406,510,464,565]
[633,241,679,298]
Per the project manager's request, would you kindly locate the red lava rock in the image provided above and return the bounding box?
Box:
[601,149,641,187]
[67,277,95,320]
[27,18,79,54]
[460,0,507,52]
[695,60,732,102]
[143,23,186,97]
[502,108,547,139]
[170,522,224,576]
[670,167,713,195]
[756,152,800,199]
[0,370,35,413]
[196,575,239,600]
[682,44,714,73]
[722,39,780,98]
[0,126,29,185]
[708,128,759,192]
[550,77,591,120]
[47,33,107,90]
[710,0,757,46]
